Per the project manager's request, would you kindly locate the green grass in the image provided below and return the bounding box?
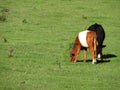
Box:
[0,0,120,90]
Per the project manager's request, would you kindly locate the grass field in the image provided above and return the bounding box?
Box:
[0,0,120,90]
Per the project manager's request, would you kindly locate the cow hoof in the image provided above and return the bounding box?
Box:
[92,62,97,64]
[73,61,76,63]
[92,60,97,64]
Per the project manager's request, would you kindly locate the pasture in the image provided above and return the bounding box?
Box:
[0,0,120,90]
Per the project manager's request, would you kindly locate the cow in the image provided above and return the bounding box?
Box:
[70,30,97,64]
[87,23,105,60]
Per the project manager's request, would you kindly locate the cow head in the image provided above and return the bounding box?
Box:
[70,51,77,62]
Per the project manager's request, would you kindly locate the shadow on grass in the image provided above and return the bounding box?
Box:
[77,60,110,63]
[102,54,117,59]
[97,60,110,63]
[77,54,117,64]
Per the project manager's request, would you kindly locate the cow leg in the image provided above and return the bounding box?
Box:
[98,53,102,60]
[97,52,103,60]
[92,51,97,64]
[83,49,87,62]
[89,46,97,64]
[97,53,101,60]
[97,51,103,61]
[97,46,103,60]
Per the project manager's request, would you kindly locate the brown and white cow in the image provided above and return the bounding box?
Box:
[70,30,97,64]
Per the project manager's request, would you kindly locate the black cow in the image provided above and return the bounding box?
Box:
[87,23,105,60]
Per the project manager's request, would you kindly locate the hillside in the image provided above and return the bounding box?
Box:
[0,0,120,90]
